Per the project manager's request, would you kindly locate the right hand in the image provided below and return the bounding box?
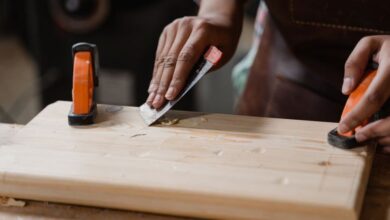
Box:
[146,8,244,109]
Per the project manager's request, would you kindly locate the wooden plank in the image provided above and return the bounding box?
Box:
[0,101,374,220]
[0,124,23,145]
[0,122,387,220]
[0,200,183,220]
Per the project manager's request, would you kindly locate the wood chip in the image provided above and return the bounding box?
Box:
[213,150,224,156]
[0,196,26,207]
[105,105,123,113]
[158,118,180,126]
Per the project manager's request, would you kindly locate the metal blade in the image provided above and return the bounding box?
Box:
[139,61,213,125]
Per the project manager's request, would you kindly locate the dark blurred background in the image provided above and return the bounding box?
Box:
[0,0,258,124]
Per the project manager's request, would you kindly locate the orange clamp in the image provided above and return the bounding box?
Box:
[339,69,377,136]
[72,51,94,115]
[68,42,99,126]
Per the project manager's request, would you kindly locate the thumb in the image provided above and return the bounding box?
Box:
[343,36,379,95]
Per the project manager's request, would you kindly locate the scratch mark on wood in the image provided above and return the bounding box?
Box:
[130,133,146,138]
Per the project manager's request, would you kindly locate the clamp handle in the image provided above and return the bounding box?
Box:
[339,69,377,137]
[68,42,99,126]
[72,42,99,87]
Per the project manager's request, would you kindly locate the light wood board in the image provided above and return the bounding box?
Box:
[0,124,22,146]
[0,101,374,220]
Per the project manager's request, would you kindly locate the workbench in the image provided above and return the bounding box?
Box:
[0,113,389,220]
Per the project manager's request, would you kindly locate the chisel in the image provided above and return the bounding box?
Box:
[139,46,222,126]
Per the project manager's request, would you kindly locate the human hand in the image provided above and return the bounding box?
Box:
[146,0,245,109]
[338,35,390,152]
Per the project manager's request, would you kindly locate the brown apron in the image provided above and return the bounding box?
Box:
[237,0,390,122]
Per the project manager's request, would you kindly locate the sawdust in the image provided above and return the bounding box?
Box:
[251,147,267,154]
[279,177,290,185]
[0,196,26,207]
[158,118,180,126]
[105,105,123,113]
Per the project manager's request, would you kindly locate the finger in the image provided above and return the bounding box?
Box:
[148,25,177,107]
[153,23,191,108]
[148,31,167,94]
[373,53,380,64]
[146,32,167,106]
[152,26,177,92]
[165,32,207,100]
[338,54,390,134]
[343,37,379,95]
[151,53,175,108]
[146,92,156,106]
[355,117,390,142]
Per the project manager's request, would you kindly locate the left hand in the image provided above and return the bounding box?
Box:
[338,35,390,153]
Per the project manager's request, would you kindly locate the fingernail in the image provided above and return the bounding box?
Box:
[355,132,368,142]
[165,87,175,99]
[338,123,349,133]
[153,94,162,105]
[342,77,352,94]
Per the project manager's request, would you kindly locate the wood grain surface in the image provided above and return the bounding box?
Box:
[0,101,376,219]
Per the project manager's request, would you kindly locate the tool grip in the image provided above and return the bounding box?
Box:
[69,42,99,126]
[339,70,377,136]
[204,46,222,65]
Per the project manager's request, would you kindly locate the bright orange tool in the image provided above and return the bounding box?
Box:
[68,43,99,125]
[328,65,379,149]
[339,70,376,136]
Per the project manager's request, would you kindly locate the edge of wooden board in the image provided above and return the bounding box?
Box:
[0,171,360,220]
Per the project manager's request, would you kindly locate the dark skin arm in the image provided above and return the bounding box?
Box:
[339,35,390,152]
[146,0,246,109]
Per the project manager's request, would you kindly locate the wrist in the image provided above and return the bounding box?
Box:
[197,0,245,27]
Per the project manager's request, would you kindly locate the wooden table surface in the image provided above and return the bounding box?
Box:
[0,120,389,220]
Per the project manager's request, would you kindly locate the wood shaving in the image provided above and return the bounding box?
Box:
[200,117,208,122]
[130,133,146,138]
[0,196,26,207]
[105,105,123,113]
[158,118,180,126]
[213,150,224,156]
